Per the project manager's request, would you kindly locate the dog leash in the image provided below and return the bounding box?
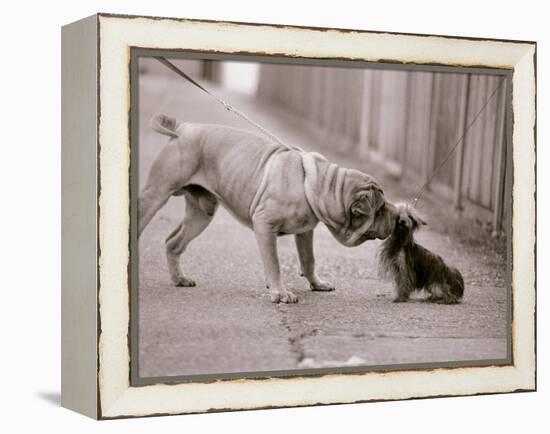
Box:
[154,57,296,151]
[411,76,507,207]
[155,56,506,208]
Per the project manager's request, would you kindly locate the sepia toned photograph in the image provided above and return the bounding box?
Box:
[132,53,511,383]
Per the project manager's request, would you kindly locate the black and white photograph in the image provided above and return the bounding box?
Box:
[134,55,511,381]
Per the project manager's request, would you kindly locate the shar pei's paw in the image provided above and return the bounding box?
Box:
[310,280,335,292]
[173,276,196,287]
[271,290,299,304]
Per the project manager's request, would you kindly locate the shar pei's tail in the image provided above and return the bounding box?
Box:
[150,114,180,138]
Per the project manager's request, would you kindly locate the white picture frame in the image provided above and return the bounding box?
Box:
[61,13,536,419]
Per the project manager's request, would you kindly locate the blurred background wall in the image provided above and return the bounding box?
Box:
[140,58,509,234]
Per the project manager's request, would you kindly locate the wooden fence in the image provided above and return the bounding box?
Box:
[257,64,509,233]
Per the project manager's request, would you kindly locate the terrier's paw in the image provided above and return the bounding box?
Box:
[393,296,408,303]
[442,296,460,305]
[173,276,196,287]
[428,295,459,304]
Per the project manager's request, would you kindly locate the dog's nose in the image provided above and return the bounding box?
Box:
[398,218,407,226]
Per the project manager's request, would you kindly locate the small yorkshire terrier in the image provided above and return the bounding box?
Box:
[379,203,464,304]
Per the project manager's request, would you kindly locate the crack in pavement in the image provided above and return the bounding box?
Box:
[287,328,319,363]
[278,306,318,364]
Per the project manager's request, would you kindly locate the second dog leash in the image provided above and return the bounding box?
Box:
[411,76,507,207]
[154,56,296,151]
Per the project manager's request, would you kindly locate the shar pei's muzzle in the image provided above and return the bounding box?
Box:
[139,115,398,303]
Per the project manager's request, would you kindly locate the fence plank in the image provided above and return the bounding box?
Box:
[453,74,471,209]
[491,76,508,234]
[358,70,373,159]
[468,74,485,204]
[480,75,498,208]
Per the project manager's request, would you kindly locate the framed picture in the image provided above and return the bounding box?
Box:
[61,13,536,419]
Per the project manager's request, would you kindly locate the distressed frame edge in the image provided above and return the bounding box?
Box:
[95,14,536,419]
[96,11,537,46]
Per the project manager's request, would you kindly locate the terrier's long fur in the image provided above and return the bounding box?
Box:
[379,203,464,304]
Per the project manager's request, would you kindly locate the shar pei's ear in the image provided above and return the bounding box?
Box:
[351,185,385,217]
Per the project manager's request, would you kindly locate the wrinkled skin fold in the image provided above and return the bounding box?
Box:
[301,152,396,247]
